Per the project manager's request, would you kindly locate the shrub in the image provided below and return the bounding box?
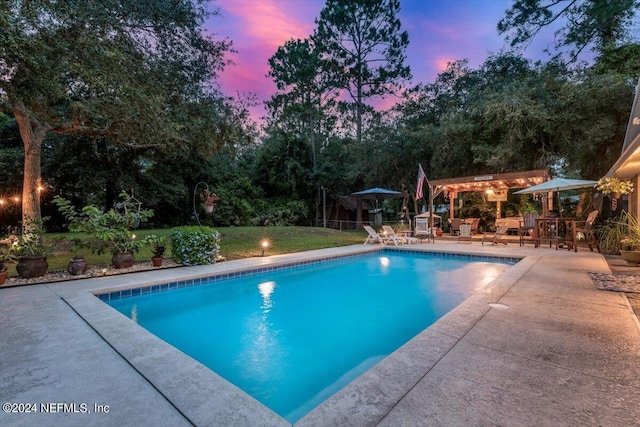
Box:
[251,200,309,226]
[170,226,220,265]
[53,191,153,255]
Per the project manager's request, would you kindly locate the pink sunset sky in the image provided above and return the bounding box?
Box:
[206,0,559,123]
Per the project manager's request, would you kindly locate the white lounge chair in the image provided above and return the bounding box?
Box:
[381,225,402,246]
[363,225,384,244]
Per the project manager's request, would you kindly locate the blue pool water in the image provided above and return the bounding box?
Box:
[107,251,514,422]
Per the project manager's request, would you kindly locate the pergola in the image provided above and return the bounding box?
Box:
[429,169,551,219]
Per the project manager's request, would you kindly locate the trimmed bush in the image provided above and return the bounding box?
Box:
[170,226,220,265]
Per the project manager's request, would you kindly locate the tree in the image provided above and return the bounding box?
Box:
[0,0,231,228]
[314,0,411,144]
[267,38,340,170]
[266,38,340,221]
[498,0,640,60]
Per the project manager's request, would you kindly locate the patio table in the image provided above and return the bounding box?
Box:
[535,217,576,251]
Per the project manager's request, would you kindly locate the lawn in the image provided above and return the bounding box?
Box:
[6,226,365,277]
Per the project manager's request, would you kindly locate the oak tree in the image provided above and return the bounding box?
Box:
[0,0,231,226]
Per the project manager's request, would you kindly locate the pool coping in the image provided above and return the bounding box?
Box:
[49,244,532,426]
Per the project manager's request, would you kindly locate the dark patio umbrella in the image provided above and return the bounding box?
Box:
[351,187,404,200]
[351,187,404,226]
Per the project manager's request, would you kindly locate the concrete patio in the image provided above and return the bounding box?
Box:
[1,242,639,426]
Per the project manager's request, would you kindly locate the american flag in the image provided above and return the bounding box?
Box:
[416,164,427,199]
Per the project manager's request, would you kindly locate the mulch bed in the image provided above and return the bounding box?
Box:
[1,258,183,288]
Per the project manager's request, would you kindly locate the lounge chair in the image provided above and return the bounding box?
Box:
[458,223,472,243]
[381,225,402,246]
[363,225,384,244]
[573,210,599,252]
[518,212,539,246]
[481,225,508,245]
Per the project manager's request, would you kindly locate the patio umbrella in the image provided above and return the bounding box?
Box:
[513,178,597,194]
[351,187,404,200]
[351,187,404,226]
[514,178,597,215]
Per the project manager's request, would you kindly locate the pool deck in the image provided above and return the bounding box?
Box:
[1,242,639,426]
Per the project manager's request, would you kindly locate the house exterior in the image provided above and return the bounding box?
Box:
[606,77,640,215]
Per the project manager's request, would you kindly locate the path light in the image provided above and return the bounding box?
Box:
[261,240,269,257]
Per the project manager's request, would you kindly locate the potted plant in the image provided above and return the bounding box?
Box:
[54,191,154,269]
[145,235,167,267]
[596,176,633,199]
[14,217,50,278]
[597,211,640,265]
[200,189,220,213]
[0,244,17,285]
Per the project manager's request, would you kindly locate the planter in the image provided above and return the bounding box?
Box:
[204,205,214,213]
[16,256,48,278]
[0,270,7,285]
[67,256,88,275]
[112,251,135,269]
[435,228,443,237]
[610,192,622,199]
[620,250,640,266]
[151,256,163,267]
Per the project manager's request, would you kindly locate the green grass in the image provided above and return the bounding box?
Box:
[6,226,365,277]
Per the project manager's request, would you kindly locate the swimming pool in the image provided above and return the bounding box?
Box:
[105,250,515,422]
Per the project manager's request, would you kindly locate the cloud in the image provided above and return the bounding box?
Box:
[434,57,456,73]
[217,0,314,48]
[215,0,323,113]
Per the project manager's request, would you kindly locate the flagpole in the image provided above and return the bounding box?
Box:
[417,163,434,242]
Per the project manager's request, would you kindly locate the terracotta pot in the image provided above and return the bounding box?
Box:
[620,250,640,266]
[0,270,7,285]
[151,257,163,267]
[435,228,443,237]
[67,256,88,275]
[16,256,48,278]
[112,251,135,269]
[610,192,622,199]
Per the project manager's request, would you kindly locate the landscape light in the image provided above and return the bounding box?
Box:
[261,240,269,257]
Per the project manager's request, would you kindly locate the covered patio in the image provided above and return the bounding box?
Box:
[429,169,551,220]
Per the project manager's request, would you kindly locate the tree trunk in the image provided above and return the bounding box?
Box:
[309,93,319,226]
[12,99,47,229]
[356,74,362,145]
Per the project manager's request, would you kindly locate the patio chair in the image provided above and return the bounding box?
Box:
[481,225,509,245]
[465,218,480,234]
[363,225,384,244]
[381,225,402,246]
[518,212,539,246]
[449,218,462,236]
[574,210,599,252]
[458,224,472,243]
